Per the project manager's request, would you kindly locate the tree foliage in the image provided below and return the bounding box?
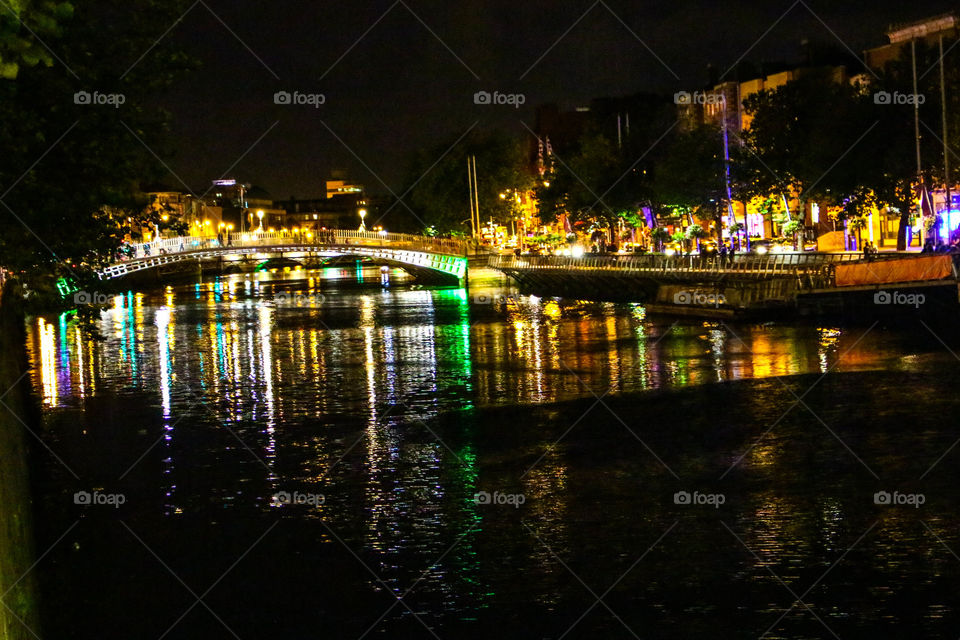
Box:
[402,129,532,235]
[0,0,195,298]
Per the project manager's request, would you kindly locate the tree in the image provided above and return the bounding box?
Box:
[727,222,745,249]
[741,70,869,225]
[0,1,74,79]
[847,216,867,249]
[652,125,725,241]
[0,0,195,302]
[649,226,670,252]
[685,223,709,252]
[781,219,803,250]
[403,129,532,235]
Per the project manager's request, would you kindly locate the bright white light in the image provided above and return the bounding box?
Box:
[571,246,584,258]
[756,246,768,254]
[664,248,676,256]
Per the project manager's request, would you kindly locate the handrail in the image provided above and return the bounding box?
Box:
[488,251,926,290]
[115,230,468,262]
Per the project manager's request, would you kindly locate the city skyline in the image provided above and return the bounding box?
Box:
[158,0,956,198]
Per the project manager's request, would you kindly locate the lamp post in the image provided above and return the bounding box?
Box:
[256,210,264,232]
[358,208,367,232]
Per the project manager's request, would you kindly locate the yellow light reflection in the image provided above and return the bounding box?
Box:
[37,318,57,406]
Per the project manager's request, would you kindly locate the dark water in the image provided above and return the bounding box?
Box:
[23,267,960,638]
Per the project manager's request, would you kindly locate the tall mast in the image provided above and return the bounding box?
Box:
[467,157,476,238]
[912,39,926,243]
[941,34,951,238]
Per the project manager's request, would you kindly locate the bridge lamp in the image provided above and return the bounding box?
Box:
[358,208,367,231]
[256,210,264,231]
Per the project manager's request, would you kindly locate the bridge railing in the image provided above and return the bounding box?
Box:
[488,252,867,287]
[491,251,894,269]
[117,230,468,261]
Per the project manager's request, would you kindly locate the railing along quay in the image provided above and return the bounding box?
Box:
[488,252,910,289]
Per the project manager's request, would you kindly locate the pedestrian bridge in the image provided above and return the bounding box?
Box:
[99,230,469,284]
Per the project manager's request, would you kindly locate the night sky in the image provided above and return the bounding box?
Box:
[158,0,955,199]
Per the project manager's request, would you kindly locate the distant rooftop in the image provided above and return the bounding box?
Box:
[887,12,958,43]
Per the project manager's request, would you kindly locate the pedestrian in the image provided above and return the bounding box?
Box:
[862,241,871,260]
[719,243,728,264]
[217,231,223,246]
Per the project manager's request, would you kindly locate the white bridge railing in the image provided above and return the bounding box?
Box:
[116,229,468,261]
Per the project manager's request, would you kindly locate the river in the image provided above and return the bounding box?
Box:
[23,265,960,638]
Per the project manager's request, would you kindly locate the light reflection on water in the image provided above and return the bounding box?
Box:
[34,274,926,416]
[26,271,960,637]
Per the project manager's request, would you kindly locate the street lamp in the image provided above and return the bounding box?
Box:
[358,208,367,232]
[256,210,264,232]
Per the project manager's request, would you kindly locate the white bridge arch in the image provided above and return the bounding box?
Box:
[99,230,469,284]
